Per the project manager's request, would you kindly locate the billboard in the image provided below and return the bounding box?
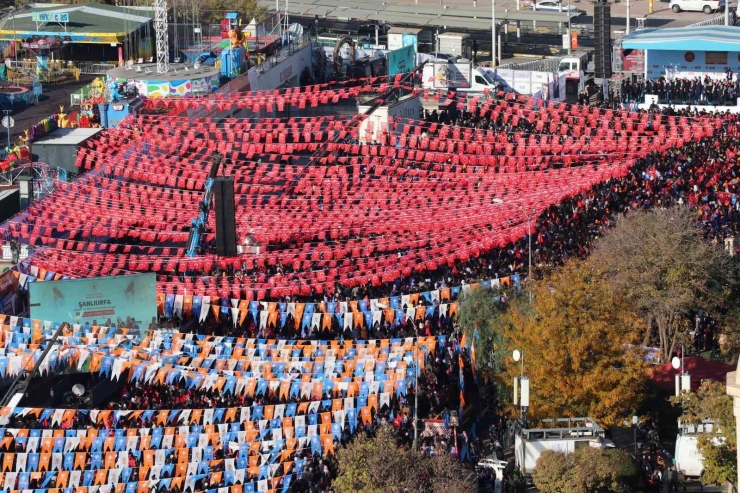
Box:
[388,45,415,77]
[29,273,156,327]
[433,61,472,89]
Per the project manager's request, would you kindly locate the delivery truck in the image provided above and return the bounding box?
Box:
[421,58,499,93]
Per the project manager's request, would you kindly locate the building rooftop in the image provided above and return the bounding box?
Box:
[0,3,153,44]
[32,127,103,146]
[106,62,220,83]
[256,0,579,27]
[621,26,740,52]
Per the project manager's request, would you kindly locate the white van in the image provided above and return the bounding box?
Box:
[675,421,719,479]
[670,0,722,13]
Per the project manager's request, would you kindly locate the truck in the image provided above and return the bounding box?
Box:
[675,420,721,479]
[421,58,499,93]
[510,417,615,479]
[437,32,473,59]
[557,52,592,95]
[387,26,433,53]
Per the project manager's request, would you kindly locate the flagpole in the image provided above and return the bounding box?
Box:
[413,325,419,451]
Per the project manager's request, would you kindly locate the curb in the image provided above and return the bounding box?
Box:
[509,53,552,58]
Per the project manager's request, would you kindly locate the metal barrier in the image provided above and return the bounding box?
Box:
[75,62,117,75]
[687,14,726,26]
[254,33,311,75]
[498,56,564,73]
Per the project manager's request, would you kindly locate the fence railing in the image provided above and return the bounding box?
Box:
[687,14,726,27]
[75,62,117,75]
[498,56,564,73]
[254,33,311,75]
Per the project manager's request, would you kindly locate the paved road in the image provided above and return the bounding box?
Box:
[6,76,95,141]
[391,0,723,31]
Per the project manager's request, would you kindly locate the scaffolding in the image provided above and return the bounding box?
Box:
[155,0,169,73]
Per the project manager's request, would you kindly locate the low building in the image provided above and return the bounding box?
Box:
[0,3,154,64]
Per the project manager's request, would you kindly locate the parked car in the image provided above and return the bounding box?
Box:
[670,0,722,13]
[532,1,582,12]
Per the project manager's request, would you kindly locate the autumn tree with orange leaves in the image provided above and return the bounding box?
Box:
[501,260,647,427]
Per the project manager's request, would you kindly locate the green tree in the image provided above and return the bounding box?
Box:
[589,206,735,362]
[458,287,508,393]
[670,380,737,488]
[199,0,267,24]
[332,426,473,493]
[533,448,637,493]
[502,260,647,427]
[532,450,574,493]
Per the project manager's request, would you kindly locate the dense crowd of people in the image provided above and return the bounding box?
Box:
[625,74,740,105]
[160,103,740,357]
[10,85,740,492]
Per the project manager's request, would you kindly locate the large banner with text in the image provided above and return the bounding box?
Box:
[29,273,156,327]
[388,45,416,77]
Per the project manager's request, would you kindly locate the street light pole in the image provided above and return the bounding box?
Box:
[567,0,572,54]
[492,0,497,66]
[518,205,533,303]
[413,325,419,450]
[493,199,534,301]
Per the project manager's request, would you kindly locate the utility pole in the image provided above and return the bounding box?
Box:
[492,0,497,66]
[726,0,730,25]
[413,325,419,450]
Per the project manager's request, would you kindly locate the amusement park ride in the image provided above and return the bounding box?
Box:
[0,2,255,203]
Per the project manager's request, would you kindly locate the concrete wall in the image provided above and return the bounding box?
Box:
[33,143,79,175]
[646,50,740,79]
[251,43,313,91]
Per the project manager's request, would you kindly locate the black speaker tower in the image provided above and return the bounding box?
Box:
[593,0,612,79]
[213,177,237,257]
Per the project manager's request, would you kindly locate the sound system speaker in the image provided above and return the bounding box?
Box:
[593,0,612,79]
[214,177,238,257]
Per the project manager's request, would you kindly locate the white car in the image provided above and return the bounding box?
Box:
[477,458,508,479]
[533,1,582,12]
[670,0,722,13]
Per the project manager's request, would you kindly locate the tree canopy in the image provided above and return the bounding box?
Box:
[332,426,473,493]
[502,260,647,426]
[533,448,637,493]
[199,0,267,24]
[589,206,735,362]
[458,287,508,382]
[671,380,737,488]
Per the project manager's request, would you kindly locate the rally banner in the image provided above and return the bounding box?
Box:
[28,273,157,328]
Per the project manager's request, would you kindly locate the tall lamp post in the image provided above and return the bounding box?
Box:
[518,205,534,303]
[492,199,535,302]
[413,324,419,450]
[492,0,497,66]
[512,349,529,422]
[672,346,691,396]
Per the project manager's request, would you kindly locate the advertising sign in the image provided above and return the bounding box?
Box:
[32,12,70,23]
[433,61,471,89]
[388,45,415,77]
[30,273,156,327]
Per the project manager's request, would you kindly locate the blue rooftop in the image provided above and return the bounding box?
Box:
[621,26,740,52]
